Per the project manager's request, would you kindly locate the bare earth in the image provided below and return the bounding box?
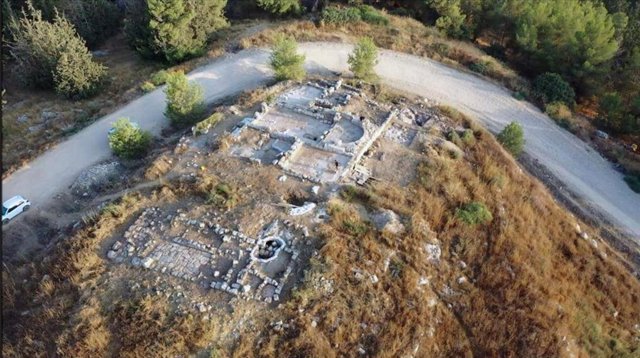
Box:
[2,42,639,239]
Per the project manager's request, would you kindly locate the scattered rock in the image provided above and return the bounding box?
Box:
[311,185,320,195]
[371,209,404,234]
[425,242,441,263]
[279,175,287,182]
[107,250,117,260]
[289,202,316,216]
[16,114,29,123]
[41,110,59,122]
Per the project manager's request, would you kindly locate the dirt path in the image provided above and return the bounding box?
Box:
[3,42,639,239]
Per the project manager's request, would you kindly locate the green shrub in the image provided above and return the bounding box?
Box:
[151,70,170,86]
[60,0,122,48]
[497,122,525,156]
[269,34,306,81]
[193,113,223,136]
[357,5,389,26]
[469,61,488,74]
[257,0,300,15]
[348,37,378,81]
[545,102,575,130]
[321,5,388,26]
[461,129,476,146]
[140,81,156,92]
[447,130,463,147]
[124,0,228,63]
[456,202,493,226]
[342,218,369,237]
[108,118,152,159]
[207,183,238,209]
[624,175,640,193]
[533,73,576,106]
[10,4,106,98]
[164,71,205,127]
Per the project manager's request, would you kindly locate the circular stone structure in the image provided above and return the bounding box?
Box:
[251,236,286,263]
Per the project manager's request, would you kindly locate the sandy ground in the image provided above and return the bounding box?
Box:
[2,42,638,239]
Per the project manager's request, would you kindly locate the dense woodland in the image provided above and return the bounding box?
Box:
[1,0,639,134]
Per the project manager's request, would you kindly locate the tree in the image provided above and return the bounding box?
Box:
[426,0,466,37]
[348,37,378,81]
[269,34,306,81]
[59,0,122,48]
[257,0,300,15]
[513,0,620,82]
[532,73,576,107]
[108,118,152,159]
[124,0,227,63]
[164,70,205,127]
[9,4,106,98]
[497,121,524,156]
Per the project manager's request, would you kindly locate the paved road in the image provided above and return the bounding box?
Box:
[3,42,639,238]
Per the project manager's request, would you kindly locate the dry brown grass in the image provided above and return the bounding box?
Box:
[231,109,640,357]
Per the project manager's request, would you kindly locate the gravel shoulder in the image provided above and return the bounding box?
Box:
[3,42,639,240]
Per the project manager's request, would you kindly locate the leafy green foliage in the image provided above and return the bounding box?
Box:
[322,5,362,25]
[59,0,121,48]
[140,81,155,92]
[426,0,466,37]
[257,0,300,15]
[108,118,152,159]
[497,122,525,156]
[545,102,575,131]
[348,37,378,81]
[624,175,640,193]
[532,73,576,106]
[456,202,493,226]
[206,183,238,209]
[124,0,227,63]
[193,112,223,136]
[150,69,169,86]
[269,34,306,81]
[321,5,388,26]
[598,92,639,134]
[513,0,620,82]
[9,4,106,98]
[164,71,205,127]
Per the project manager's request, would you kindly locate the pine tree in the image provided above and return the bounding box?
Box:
[164,70,205,127]
[9,3,106,98]
[59,0,122,48]
[257,0,301,15]
[497,121,525,156]
[269,34,306,81]
[348,37,378,81]
[124,0,228,63]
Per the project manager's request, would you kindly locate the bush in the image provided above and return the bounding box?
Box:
[124,0,228,63]
[9,4,106,98]
[357,5,388,26]
[321,5,388,26]
[348,37,378,81]
[456,202,493,226]
[532,73,576,106]
[257,0,300,15]
[497,122,525,156]
[59,0,122,48]
[193,113,223,136]
[545,102,575,130]
[151,70,170,86]
[461,129,476,146]
[598,92,639,134]
[469,61,488,74]
[164,71,205,127]
[624,175,640,193]
[108,118,152,159]
[140,81,155,92]
[206,183,238,209]
[269,34,306,81]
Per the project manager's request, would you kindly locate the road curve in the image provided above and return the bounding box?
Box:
[2,42,639,238]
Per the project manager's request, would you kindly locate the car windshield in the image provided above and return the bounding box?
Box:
[2,205,7,215]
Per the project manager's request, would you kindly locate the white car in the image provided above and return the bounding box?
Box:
[2,195,31,224]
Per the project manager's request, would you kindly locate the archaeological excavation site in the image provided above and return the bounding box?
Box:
[6,77,640,358]
[103,79,459,307]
